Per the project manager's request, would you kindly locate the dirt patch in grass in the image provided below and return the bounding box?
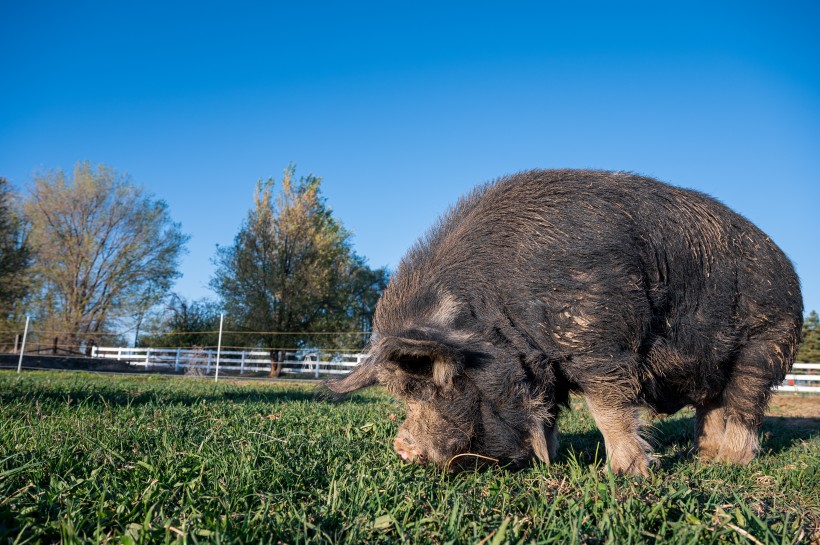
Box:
[769,394,820,418]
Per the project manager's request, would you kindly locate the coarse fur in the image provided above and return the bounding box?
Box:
[327,169,802,475]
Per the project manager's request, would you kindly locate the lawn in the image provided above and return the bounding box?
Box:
[0,371,817,544]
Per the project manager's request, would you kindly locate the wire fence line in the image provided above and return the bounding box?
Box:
[3,344,819,392]
[0,313,376,381]
[1,315,818,391]
[1,329,373,343]
[0,318,375,358]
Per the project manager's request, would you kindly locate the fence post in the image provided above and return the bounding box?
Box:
[13,334,19,354]
[117,347,122,361]
[240,351,246,374]
[175,348,181,372]
[215,313,224,383]
[16,316,29,373]
[145,347,151,368]
[206,351,212,375]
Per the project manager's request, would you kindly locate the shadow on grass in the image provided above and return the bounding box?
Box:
[554,412,819,470]
[555,429,607,467]
[0,383,382,408]
[760,415,820,453]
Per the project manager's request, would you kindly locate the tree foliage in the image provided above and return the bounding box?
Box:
[137,296,228,349]
[211,165,388,359]
[24,162,189,351]
[796,310,820,363]
[0,177,31,343]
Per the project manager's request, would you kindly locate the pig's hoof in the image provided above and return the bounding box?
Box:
[715,446,756,465]
[609,452,655,477]
[696,445,721,461]
[698,442,755,465]
[713,419,759,465]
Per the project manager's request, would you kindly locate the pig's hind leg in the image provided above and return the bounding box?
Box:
[699,335,793,465]
[694,399,726,461]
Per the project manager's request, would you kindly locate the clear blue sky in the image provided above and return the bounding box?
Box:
[2,1,819,314]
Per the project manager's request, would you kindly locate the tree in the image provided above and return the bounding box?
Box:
[0,177,31,346]
[211,165,387,375]
[797,310,820,363]
[138,295,225,349]
[24,162,189,352]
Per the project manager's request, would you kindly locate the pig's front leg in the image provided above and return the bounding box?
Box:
[584,394,655,476]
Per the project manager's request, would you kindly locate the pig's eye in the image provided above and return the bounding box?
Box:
[397,356,434,377]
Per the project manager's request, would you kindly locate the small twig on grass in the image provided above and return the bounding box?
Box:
[726,523,765,545]
[445,452,500,472]
[475,529,496,545]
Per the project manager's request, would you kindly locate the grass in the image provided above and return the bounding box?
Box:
[0,370,817,544]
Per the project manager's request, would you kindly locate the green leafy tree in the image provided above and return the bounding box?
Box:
[24,162,189,352]
[796,310,820,363]
[138,296,225,348]
[0,177,31,347]
[211,165,387,375]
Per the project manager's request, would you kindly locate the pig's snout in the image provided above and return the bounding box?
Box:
[393,427,426,464]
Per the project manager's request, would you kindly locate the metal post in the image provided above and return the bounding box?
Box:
[215,313,224,382]
[17,316,29,373]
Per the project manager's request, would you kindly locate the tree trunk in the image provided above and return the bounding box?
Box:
[269,349,283,378]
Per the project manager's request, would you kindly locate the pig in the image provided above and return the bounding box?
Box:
[326,169,802,476]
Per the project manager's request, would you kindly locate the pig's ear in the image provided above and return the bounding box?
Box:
[381,336,464,388]
[323,360,378,396]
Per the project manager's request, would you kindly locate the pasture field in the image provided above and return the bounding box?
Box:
[0,371,817,544]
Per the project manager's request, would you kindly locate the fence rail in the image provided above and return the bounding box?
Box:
[84,347,820,392]
[91,346,366,377]
[776,363,820,393]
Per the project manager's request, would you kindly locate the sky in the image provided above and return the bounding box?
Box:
[1,1,819,315]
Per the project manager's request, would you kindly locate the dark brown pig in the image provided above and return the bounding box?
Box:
[327,169,802,476]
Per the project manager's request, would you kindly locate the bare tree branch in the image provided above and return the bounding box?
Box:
[24,162,189,350]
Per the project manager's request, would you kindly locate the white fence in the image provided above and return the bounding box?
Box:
[776,363,820,394]
[88,347,820,392]
[91,346,367,378]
